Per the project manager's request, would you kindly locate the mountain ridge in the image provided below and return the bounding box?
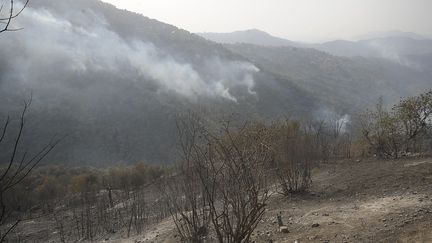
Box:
[198,29,299,47]
[198,29,432,59]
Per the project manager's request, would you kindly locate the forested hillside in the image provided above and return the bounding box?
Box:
[224,44,431,111]
[0,0,430,165]
[0,0,319,165]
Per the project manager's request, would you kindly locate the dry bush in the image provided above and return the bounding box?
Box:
[360,91,432,158]
[163,166,209,242]
[161,114,209,242]
[1,163,166,242]
[360,99,403,158]
[171,114,273,243]
[271,120,317,195]
[201,121,272,243]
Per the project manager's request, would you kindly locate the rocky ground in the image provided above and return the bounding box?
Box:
[131,157,432,243]
[9,157,432,242]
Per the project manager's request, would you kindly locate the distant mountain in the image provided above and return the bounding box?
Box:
[309,40,377,57]
[198,29,432,61]
[198,29,299,47]
[224,44,432,112]
[300,37,432,71]
[359,37,432,56]
[354,31,430,41]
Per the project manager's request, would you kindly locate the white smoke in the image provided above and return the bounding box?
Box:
[366,41,422,69]
[4,6,259,102]
[336,114,351,133]
[315,108,351,133]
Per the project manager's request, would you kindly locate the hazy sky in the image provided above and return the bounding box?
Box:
[101,0,432,42]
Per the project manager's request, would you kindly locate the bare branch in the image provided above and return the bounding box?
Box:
[0,0,29,34]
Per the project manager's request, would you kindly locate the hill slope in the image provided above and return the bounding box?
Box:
[224,43,432,111]
[0,0,319,165]
[1,1,431,165]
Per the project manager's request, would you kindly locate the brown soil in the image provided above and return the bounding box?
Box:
[11,157,432,242]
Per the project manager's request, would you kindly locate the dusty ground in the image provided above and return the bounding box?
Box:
[9,157,432,242]
[255,157,432,243]
[130,157,432,243]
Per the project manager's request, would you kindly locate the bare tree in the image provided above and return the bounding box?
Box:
[0,0,29,34]
[173,114,273,243]
[201,121,273,243]
[359,91,432,158]
[0,98,61,242]
[359,98,397,158]
[162,113,209,242]
[396,90,432,153]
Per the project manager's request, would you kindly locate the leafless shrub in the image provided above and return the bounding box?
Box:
[271,120,317,195]
[163,167,209,242]
[171,114,273,243]
[0,98,61,242]
[200,121,272,243]
[161,113,209,242]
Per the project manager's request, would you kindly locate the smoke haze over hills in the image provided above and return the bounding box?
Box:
[0,0,431,165]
